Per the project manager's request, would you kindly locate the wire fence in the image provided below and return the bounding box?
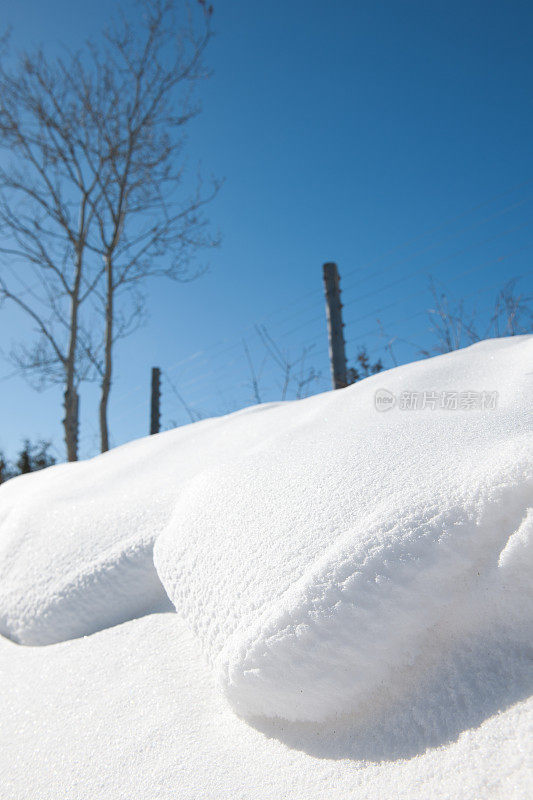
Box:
[101,180,533,444]
[5,179,532,457]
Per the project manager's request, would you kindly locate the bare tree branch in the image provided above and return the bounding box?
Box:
[0,36,105,459]
[421,276,532,357]
[0,0,219,456]
[243,339,263,405]
[75,0,219,451]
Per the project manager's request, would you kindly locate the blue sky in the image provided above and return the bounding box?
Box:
[1,0,532,460]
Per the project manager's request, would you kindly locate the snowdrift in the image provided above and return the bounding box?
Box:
[0,336,531,733]
[0,398,288,644]
[154,336,533,722]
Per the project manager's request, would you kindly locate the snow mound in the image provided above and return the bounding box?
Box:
[154,336,533,722]
[0,399,289,645]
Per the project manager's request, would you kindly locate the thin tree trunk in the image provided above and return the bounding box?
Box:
[63,388,78,461]
[99,256,113,452]
[63,245,84,461]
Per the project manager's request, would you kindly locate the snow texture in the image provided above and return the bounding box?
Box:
[0,397,285,644]
[154,335,533,722]
[0,336,532,797]
[1,612,531,800]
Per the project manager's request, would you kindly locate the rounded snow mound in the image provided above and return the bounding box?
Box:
[0,400,287,645]
[154,336,533,722]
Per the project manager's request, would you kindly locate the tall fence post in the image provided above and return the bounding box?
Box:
[150,367,161,434]
[323,262,348,389]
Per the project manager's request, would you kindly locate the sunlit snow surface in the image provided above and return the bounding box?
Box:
[0,336,532,798]
[0,397,288,644]
[1,613,531,800]
[156,335,532,722]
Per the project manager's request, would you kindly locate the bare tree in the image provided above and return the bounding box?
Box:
[256,325,319,400]
[77,0,220,451]
[0,42,105,459]
[0,0,219,456]
[377,319,399,367]
[420,278,476,356]
[164,369,204,423]
[243,325,320,404]
[294,346,320,400]
[490,278,533,337]
[256,326,293,400]
[242,338,266,404]
[422,276,532,356]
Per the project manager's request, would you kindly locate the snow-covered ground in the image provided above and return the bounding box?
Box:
[1,613,531,800]
[1,336,532,799]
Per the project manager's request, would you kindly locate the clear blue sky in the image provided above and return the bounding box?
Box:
[1,0,532,460]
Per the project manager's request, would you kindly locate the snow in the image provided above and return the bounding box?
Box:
[154,335,533,722]
[0,336,532,797]
[0,399,286,644]
[1,612,531,800]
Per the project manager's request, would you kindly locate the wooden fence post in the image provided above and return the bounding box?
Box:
[150,367,161,434]
[323,262,348,389]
